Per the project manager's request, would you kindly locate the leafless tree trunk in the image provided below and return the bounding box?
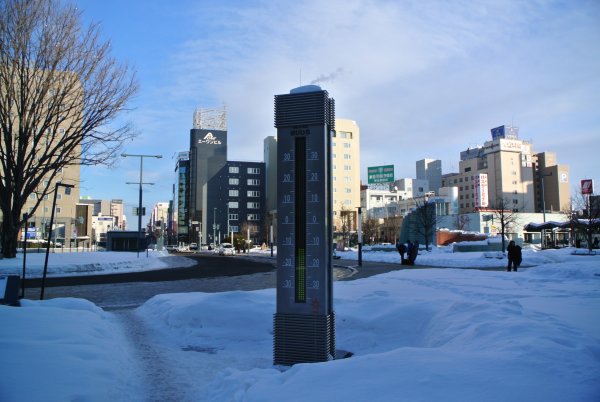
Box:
[0,0,138,258]
[570,189,600,253]
[492,198,521,253]
[413,197,436,251]
[361,216,379,245]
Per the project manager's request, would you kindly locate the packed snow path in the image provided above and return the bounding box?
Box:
[116,310,189,402]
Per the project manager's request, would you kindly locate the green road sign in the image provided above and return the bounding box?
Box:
[368,165,394,184]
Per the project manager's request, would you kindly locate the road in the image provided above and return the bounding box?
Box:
[22,253,407,310]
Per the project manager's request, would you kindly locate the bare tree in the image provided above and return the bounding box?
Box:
[361,216,379,245]
[0,0,138,258]
[491,198,521,253]
[455,214,471,231]
[338,204,354,248]
[570,189,600,253]
[413,197,436,251]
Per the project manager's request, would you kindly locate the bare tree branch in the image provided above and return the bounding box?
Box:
[0,0,138,258]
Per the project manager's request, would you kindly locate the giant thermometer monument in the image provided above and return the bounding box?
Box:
[273,85,336,365]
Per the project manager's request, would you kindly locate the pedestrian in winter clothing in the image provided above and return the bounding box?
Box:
[507,240,519,271]
[396,241,407,264]
[514,243,522,269]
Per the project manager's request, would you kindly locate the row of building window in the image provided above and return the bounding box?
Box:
[228,190,261,197]
[229,178,261,186]
[228,201,261,209]
[225,214,260,225]
[228,166,261,174]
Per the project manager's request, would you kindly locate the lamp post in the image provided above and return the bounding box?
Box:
[540,171,553,249]
[213,207,217,247]
[357,207,363,266]
[41,182,75,300]
[122,153,162,258]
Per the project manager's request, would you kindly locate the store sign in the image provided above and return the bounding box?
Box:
[581,179,594,195]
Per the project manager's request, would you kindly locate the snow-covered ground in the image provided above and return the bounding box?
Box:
[1,247,599,401]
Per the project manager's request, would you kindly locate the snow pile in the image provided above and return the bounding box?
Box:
[0,249,599,401]
[0,250,196,278]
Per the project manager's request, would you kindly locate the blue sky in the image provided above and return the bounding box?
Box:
[75,0,600,228]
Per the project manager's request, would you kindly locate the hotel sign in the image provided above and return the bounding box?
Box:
[368,165,395,184]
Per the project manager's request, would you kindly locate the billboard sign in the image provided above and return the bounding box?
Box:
[473,173,489,208]
[368,165,395,184]
[581,179,594,195]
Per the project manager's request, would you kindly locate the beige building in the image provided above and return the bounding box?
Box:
[262,118,361,238]
[21,160,81,245]
[533,152,570,213]
[332,118,361,232]
[444,125,569,215]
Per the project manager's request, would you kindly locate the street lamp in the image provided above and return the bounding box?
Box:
[122,153,162,257]
[40,182,75,300]
[539,170,553,248]
[213,207,217,247]
[356,206,363,266]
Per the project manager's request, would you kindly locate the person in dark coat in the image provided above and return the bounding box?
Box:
[514,243,522,270]
[396,241,407,264]
[507,240,519,271]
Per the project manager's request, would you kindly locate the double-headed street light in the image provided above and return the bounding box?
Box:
[122,153,162,257]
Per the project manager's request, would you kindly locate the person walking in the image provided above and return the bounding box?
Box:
[507,240,518,271]
[514,243,522,270]
[396,240,407,264]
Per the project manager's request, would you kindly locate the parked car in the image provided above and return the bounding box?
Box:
[218,243,235,256]
[189,242,198,250]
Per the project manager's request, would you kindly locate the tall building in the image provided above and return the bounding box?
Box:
[189,108,228,244]
[264,136,278,223]
[264,118,361,235]
[187,108,266,245]
[533,152,570,213]
[454,125,569,214]
[331,118,361,232]
[174,152,189,243]
[416,159,442,195]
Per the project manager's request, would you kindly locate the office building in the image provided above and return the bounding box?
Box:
[187,108,266,245]
[533,152,570,213]
[416,159,442,195]
[331,118,361,232]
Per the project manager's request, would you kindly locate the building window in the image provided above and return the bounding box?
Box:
[230,225,239,232]
[57,194,62,200]
[513,199,518,204]
[247,213,260,221]
[344,154,351,160]
[247,190,260,197]
[247,167,260,174]
[229,166,239,174]
[229,178,239,185]
[56,207,61,213]
[229,201,239,208]
[229,189,239,197]
[345,188,352,193]
[247,179,260,186]
[247,202,260,209]
[228,213,238,220]
[464,167,471,172]
[344,165,351,171]
[339,131,352,139]
[29,193,36,200]
[343,142,351,148]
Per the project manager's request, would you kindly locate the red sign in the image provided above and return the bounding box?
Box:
[581,179,594,195]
